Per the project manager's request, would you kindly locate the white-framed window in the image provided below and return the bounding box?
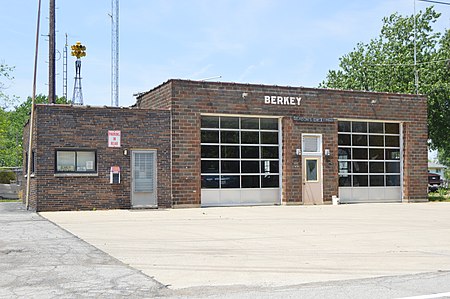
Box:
[302,134,322,154]
[201,116,280,189]
[338,121,401,187]
[55,149,97,173]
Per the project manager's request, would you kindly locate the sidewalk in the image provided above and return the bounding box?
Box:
[0,202,166,298]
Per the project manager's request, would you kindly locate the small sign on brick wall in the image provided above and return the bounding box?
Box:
[108,130,121,147]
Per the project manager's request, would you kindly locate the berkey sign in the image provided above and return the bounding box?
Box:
[264,95,302,106]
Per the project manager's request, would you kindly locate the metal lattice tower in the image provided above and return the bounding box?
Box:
[71,41,86,105]
[111,0,119,107]
[63,33,68,100]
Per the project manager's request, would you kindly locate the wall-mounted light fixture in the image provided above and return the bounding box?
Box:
[242,92,248,100]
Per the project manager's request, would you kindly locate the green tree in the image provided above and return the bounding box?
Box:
[321,7,450,160]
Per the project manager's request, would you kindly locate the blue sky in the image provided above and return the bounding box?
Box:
[2,0,450,107]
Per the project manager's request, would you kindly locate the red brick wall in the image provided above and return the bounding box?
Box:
[24,105,171,211]
[140,80,428,206]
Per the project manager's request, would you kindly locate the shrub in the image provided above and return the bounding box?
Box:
[0,170,16,184]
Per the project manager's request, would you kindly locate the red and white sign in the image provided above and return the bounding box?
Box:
[108,130,121,147]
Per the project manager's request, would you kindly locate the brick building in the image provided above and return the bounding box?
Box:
[24,80,428,211]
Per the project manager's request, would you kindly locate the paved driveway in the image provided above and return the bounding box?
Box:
[42,203,450,289]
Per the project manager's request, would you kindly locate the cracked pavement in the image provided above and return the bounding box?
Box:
[0,202,168,298]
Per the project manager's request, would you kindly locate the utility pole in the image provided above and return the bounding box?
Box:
[48,0,56,103]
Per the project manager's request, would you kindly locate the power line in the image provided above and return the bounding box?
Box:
[418,0,450,6]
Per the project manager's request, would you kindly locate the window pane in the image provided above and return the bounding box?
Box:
[369,135,384,146]
[201,116,219,128]
[338,134,351,146]
[339,175,351,186]
[221,175,240,188]
[221,146,239,158]
[77,151,95,172]
[306,160,318,181]
[385,149,400,160]
[221,131,239,143]
[261,146,279,158]
[241,131,259,144]
[221,117,239,129]
[386,175,401,186]
[369,122,383,133]
[353,148,368,160]
[385,136,400,147]
[369,149,384,160]
[352,122,367,133]
[352,134,367,146]
[221,161,239,173]
[353,161,368,173]
[385,123,399,134]
[201,145,219,158]
[201,160,219,173]
[261,132,278,144]
[338,121,351,132]
[370,175,384,186]
[242,161,259,173]
[260,118,278,130]
[339,161,351,174]
[201,130,219,143]
[242,146,259,158]
[241,175,260,188]
[241,118,259,129]
[338,148,351,160]
[261,160,279,173]
[202,175,219,188]
[261,175,279,187]
[57,151,75,172]
[353,175,368,186]
[369,162,384,173]
[386,162,400,173]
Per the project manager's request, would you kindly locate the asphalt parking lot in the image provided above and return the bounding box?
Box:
[41,203,450,290]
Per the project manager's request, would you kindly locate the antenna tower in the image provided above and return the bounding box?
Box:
[63,33,68,100]
[71,41,86,105]
[111,0,119,106]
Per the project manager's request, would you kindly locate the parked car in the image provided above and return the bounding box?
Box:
[428,172,441,192]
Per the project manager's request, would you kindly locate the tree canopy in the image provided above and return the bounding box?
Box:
[321,7,450,165]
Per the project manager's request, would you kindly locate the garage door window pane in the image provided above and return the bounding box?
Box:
[262,146,279,158]
[353,161,368,173]
[242,146,259,158]
[386,149,401,160]
[261,132,278,144]
[386,162,400,173]
[339,175,351,186]
[369,135,384,146]
[261,175,279,187]
[221,175,240,188]
[369,149,384,160]
[201,116,219,128]
[370,175,384,186]
[385,136,400,147]
[385,123,399,134]
[221,131,239,143]
[201,160,219,173]
[261,160,279,173]
[260,118,278,130]
[201,130,219,143]
[241,118,259,129]
[353,175,368,186]
[353,148,368,160]
[338,134,351,146]
[352,134,367,146]
[338,148,351,160]
[241,175,260,188]
[338,121,351,132]
[369,122,384,133]
[386,175,400,186]
[242,161,259,173]
[221,161,240,173]
[201,145,219,158]
[369,162,384,173]
[352,122,367,133]
[221,117,239,129]
[202,175,219,188]
[241,131,259,144]
[221,146,239,158]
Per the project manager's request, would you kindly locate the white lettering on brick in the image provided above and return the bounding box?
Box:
[263,95,302,106]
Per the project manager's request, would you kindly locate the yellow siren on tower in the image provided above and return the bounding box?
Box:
[71,41,86,59]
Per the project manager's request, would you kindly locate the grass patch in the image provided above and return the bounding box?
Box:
[428,188,450,202]
[0,199,20,202]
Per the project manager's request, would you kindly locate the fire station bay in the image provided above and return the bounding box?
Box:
[24,79,428,211]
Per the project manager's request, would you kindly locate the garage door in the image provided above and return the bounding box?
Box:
[200,115,281,206]
[338,121,402,203]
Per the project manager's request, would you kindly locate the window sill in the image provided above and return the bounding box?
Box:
[54,173,99,177]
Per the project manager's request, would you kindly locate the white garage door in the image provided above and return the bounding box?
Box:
[338,120,402,203]
[200,115,281,206]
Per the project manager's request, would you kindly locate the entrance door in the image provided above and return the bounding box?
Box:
[131,150,157,207]
[301,134,323,205]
